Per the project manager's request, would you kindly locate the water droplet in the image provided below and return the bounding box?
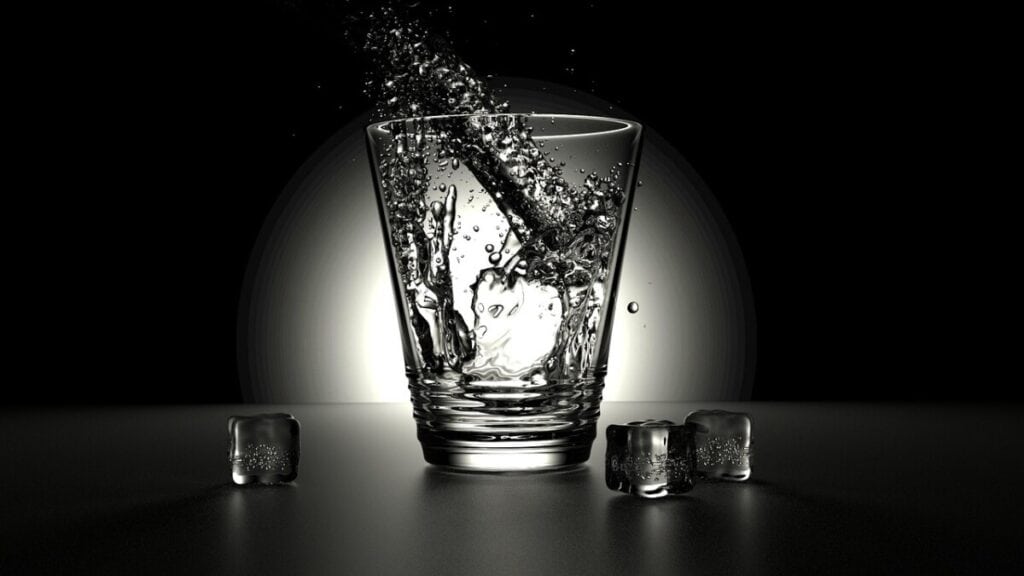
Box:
[638,180,644,187]
[452,158,460,169]
[627,302,639,313]
[473,225,479,232]
[485,244,494,252]
[488,252,501,264]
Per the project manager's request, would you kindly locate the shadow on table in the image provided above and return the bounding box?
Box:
[6,472,1019,574]
[4,482,300,573]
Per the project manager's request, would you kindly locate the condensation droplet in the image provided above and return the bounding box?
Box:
[627,302,639,314]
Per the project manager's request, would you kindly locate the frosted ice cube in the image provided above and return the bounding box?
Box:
[228,413,300,485]
[684,410,752,482]
[605,420,696,498]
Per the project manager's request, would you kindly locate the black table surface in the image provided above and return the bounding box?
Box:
[2,402,1022,574]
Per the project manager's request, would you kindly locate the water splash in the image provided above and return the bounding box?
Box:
[365,7,631,382]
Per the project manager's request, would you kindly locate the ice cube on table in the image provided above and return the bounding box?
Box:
[684,410,752,482]
[228,413,300,485]
[605,420,696,498]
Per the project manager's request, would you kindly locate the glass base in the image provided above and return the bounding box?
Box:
[410,375,602,471]
[418,426,595,472]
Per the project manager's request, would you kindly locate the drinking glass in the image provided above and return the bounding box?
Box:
[367,113,642,471]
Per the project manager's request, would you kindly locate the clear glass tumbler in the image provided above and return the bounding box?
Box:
[367,113,642,471]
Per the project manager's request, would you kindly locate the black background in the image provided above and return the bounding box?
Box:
[10,1,1012,403]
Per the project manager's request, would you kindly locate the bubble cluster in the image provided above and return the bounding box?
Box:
[238,443,295,473]
[695,436,748,468]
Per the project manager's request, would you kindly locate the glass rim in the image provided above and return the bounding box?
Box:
[366,112,641,139]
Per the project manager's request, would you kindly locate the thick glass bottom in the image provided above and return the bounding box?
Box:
[418,426,595,471]
[410,374,602,471]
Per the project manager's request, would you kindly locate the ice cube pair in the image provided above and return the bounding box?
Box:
[605,410,752,498]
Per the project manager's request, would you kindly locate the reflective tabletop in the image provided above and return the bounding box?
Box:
[2,403,1021,573]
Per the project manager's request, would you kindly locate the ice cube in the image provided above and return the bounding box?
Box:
[684,410,752,482]
[228,413,300,485]
[462,268,562,379]
[605,420,696,498]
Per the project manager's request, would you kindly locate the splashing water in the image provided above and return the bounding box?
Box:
[365,8,632,386]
